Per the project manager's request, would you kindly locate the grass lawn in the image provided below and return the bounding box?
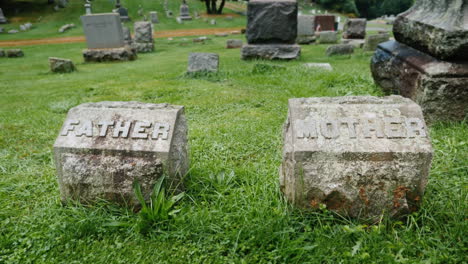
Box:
[0,34,466,263]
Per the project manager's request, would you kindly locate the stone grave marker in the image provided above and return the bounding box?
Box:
[304,63,332,71]
[0,49,5,57]
[0,8,8,24]
[226,39,243,49]
[317,31,337,44]
[133,21,154,53]
[178,0,192,20]
[54,101,189,204]
[49,57,76,73]
[242,0,301,60]
[371,0,468,122]
[343,18,367,39]
[122,26,132,45]
[187,53,219,73]
[150,11,159,24]
[326,44,354,56]
[363,33,389,52]
[314,15,335,31]
[280,95,433,220]
[6,49,24,57]
[297,15,315,44]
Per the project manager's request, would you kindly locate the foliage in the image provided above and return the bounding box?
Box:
[316,0,359,15]
[133,176,185,233]
[354,0,414,18]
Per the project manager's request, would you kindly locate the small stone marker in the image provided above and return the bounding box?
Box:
[341,38,365,48]
[49,57,76,73]
[297,15,315,44]
[83,47,137,62]
[133,21,154,53]
[176,17,183,24]
[54,101,189,204]
[215,32,228,37]
[0,27,4,33]
[6,49,24,57]
[178,0,192,20]
[314,15,335,31]
[187,53,219,73]
[226,39,243,49]
[58,23,75,33]
[0,8,8,24]
[150,11,159,24]
[343,18,367,39]
[363,33,389,52]
[0,49,5,57]
[326,44,354,56]
[210,19,216,25]
[242,0,301,60]
[304,63,332,71]
[58,0,67,8]
[280,95,433,219]
[317,31,337,44]
[8,29,18,34]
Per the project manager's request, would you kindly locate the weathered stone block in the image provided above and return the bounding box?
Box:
[280,96,433,220]
[6,49,24,57]
[326,44,354,56]
[246,0,298,44]
[363,33,390,52]
[343,18,367,39]
[0,49,5,57]
[54,101,189,204]
[317,31,337,44]
[187,53,219,73]
[83,46,137,62]
[134,21,154,53]
[341,38,365,48]
[392,0,468,60]
[371,40,468,122]
[81,13,125,49]
[314,15,336,31]
[298,15,315,36]
[150,11,159,24]
[241,44,301,60]
[226,39,243,49]
[49,57,76,73]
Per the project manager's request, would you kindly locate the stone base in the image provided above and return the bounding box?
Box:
[178,15,192,21]
[241,44,301,60]
[133,42,154,53]
[297,35,316,45]
[83,46,137,62]
[6,49,24,57]
[49,57,75,73]
[341,38,365,49]
[371,41,468,122]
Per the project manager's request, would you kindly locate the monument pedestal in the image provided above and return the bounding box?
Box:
[241,44,301,60]
[133,43,154,53]
[83,46,137,62]
[371,41,468,123]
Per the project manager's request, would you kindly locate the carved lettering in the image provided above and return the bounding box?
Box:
[406,118,427,138]
[362,119,385,139]
[320,119,339,139]
[296,120,317,139]
[113,121,132,138]
[384,117,405,138]
[98,121,114,137]
[75,120,93,137]
[61,120,79,136]
[340,118,359,138]
[152,123,170,140]
[131,121,151,139]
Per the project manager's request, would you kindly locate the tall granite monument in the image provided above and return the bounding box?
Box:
[280,96,433,220]
[133,21,154,53]
[242,0,301,60]
[371,0,468,122]
[54,102,189,204]
[178,0,192,21]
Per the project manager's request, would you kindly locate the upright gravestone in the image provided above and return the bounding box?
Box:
[133,21,154,53]
[187,53,219,73]
[81,13,136,62]
[178,0,192,20]
[297,15,315,44]
[0,8,8,24]
[242,0,301,60]
[54,101,189,204]
[342,18,366,39]
[371,0,468,122]
[150,11,159,24]
[314,15,335,31]
[280,96,433,220]
[363,33,389,52]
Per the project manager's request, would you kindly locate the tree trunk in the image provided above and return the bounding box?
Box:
[217,0,226,14]
[210,0,217,14]
[204,0,212,14]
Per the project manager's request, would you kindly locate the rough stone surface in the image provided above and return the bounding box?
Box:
[187,53,219,73]
[392,0,468,60]
[83,46,137,62]
[81,13,125,49]
[343,18,367,39]
[6,49,24,57]
[296,35,316,45]
[341,38,365,48]
[326,44,354,56]
[298,15,315,36]
[54,101,189,204]
[363,33,390,52]
[246,0,298,44]
[304,62,332,71]
[280,95,433,220]
[317,31,337,44]
[241,44,301,60]
[226,39,243,49]
[49,57,76,73]
[314,15,336,31]
[371,40,468,122]
[134,21,154,53]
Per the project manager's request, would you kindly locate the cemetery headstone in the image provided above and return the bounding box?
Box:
[150,11,159,24]
[280,95,433,220]
[137,5,144,17]
[84,0,92,15]
[133,21,154,53]
[210,19,216,25]
[343,18,367,39]
[215,32,229,37]
[226,39,243,49]
[53,101,189,204]
[242,0,301,60]
[178,0,192,21]
[6,49,24,57]
[49,57,76,73]
[363,33,389,52]
[304,62,332,71]
[326,44,354,56]
[371,0,468,122]
[187,53,219,73]
[314,15,335,31]
[54,5,60,12]
[317,31,337,44]
[58,23,75,33]
[113,0,130,22]
[0,49,5,57]
[81,13,136,62]
[340,38,365,48]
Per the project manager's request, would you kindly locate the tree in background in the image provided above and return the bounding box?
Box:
[203,0,226,14]
[355,0,413,18]
[316,0,358,15]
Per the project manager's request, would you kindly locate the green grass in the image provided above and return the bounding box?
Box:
[0,35,467,263]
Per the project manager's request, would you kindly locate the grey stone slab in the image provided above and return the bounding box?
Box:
[81,13,125,49]
[280,95,433,220]
[341,38,365,48]
[241,44,301,60]
[393,0,468,60]
[226,39,243,49]
[326,44,354,56]
[54,101,189,204]
[363,33,390,52]
[6,49,23,57]
[187,53,219,73]
[297,15,314,36]
[246,0,298,44]
[304,63,332,71]
[83,46,137,62]
[49,57,76,73]
[317,31,337,44]
[150,11,159,24]
[371,40,468,122]
[343,18,367,39]
[178,2,192,20]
